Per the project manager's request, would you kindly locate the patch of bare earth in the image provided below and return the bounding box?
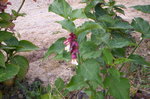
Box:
[8,0,150,85]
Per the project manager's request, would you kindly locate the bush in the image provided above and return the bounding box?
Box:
[45,0,150,98]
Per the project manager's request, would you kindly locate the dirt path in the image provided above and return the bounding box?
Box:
[8,0,150,85]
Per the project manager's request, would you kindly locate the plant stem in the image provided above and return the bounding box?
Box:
[119,38,144,71]
[129,38,144,57]
[17,0,26,14]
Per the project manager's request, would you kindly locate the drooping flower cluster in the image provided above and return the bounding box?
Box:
[0,0,11,12]
[64,33,79,65]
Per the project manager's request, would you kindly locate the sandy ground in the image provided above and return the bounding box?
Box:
[7,0,150,85]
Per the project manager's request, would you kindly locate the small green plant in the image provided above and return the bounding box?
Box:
[41,78,69,99]
[17,79,45,99]
[16,78,68,99]
[0,0,38,83]
[45,0,150,98]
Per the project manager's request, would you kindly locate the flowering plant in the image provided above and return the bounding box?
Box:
[45,0,150,98]
[0,0,11,12]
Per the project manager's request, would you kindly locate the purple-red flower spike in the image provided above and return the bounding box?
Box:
[64,33,79,65]
[0,0,11,12]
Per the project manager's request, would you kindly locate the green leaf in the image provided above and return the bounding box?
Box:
[91,29,110,45]
[96,57,105,66]
[0,31,13,42]
[4,36,19,46]
[95,3,108,18]
[11,10,26,18]
[131,5,150,13]
[97,15,115,24]
[104,69,130,99]
[108,68,120,79]
[70,8,86,20]
[0,51,5,68]
[48,0,72,18]
[109,21,132,30]
[84,0,104,19]
[108,38,133,48]
[0,20,14,28]
[0,13,12,21]
[76,21,103,35]
[55,78,65,91]
[77,59,102,84]
[129,54,150,66]
[54,51,71,61]
[114,4,126,15]
[104,76,130,99]
[16,40,39,52]
[57,19,75,32]
[0,64,20,82]
[85,4,96,20]
[112,48,126,57]
[114,7,125,15]
[79,41,102,59]
[114,58,131,65]
[97,15,132,30]
[77,31,88,43]
[10,55,29,80]
[0,45,16,50]
[102,48,113,65]
[131,17,150,38]
[44,38,66,58]
[67,75,87,91]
